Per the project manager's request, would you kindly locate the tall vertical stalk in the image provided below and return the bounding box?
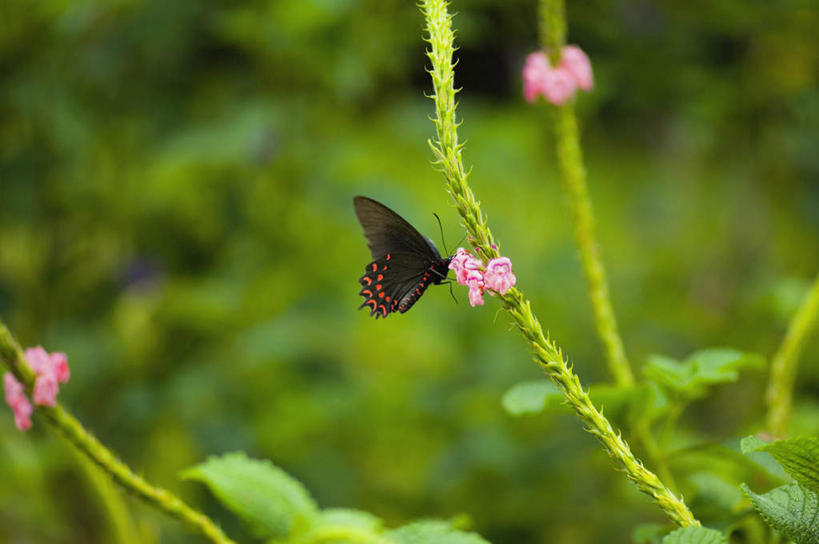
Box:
[538,0,634,387]
[765,273,819,436]
[420,0,698,528]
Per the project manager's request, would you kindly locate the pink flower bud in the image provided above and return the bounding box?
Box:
[33,374,58,407]
[448,247,472,279]
[560,45,594,91]
[522,52,551,103]
[4,372,25,405]
[50,352,70,384]
[484,257,517,295]
[468,286,485,307]
[4,373,32,432]
[12,398,32,431]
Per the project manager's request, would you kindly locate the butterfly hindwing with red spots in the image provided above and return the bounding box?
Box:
[354,196,453,318]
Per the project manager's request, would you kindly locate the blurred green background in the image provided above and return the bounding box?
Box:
[1,0,818,542]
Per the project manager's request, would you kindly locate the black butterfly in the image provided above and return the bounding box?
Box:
[354,196,453,318]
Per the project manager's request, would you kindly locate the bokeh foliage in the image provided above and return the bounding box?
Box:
[1,0,818,542]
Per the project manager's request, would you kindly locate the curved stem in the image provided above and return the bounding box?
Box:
[0,322,237,544]
[765,273,819,437]
[420,0,699,528]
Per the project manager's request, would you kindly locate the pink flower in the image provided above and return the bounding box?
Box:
[465,269,484,290]
[541,66,576,106]
[33,374,58,407]
[448,247,472,280]
[4,373,32,432]
[484,257,516,295]
[468,286,485,307]
[560,45,593,91]
[50,352,70,384]
[25,346,52,376]
[522,46,593,105]
[12,397,32,431]
[522,52,551,103]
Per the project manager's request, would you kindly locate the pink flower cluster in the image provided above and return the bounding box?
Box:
[3,347,70,431]
[522,46,594,105]
[449,248,517,307]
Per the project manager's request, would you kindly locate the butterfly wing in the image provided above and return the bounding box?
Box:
[353,196,442,262]
[359,253,433,318]
[354,197,446,319]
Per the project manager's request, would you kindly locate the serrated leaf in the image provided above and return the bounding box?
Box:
[742,483,819,544]
[662,526,727,544]
[386,520,490,544]
[761,437,819,493]
[501,380,561,416]
[182,452,318,539]
[644,348,763,400]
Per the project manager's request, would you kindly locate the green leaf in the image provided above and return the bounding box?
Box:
[644,348,764,399]
[740,435,768,454]
[741,483,819,544]
[182,452,318,539]
[751,437,819,493]
[316,509,383,532]
[501,380,561,416]
[386,520,490,544]
[662,527,728,544]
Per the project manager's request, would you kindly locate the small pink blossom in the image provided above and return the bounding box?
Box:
[449,248,472,278]
[541,67,576,106]
[468,286,485,307]
[522,52,551,103]
[25,346,52,376]
[33,374,58,407]
[4,373,32,431]
[50,352,70,384]
[484,257,517,295]
[465,269,484,291]
[523,46,593,105]
[560,45,594,91]
[12,397,32,431]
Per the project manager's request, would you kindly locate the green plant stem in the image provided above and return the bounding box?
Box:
[539,0,634,387]
[420,0,699,528]
[765,273,819,437]
[0,322,237,544]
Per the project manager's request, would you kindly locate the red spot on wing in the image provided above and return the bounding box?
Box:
[385,296,390,302]
[362,277,372,285]
[372,263,378,272]
[378,304,387,316]
[386,254,391,260]
[366,299,377,309]
[378,291,384,299]
[375,284,382,291]
[361,289,372,297]
[377,274,383,281]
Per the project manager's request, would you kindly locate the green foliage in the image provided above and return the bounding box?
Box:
[741,484,819,544]
[1,0,818,541]
[743,436,819,493]
[385,520,490,544]
[661,526,727,544]
[183,453,318,539]
[643,348,764,401]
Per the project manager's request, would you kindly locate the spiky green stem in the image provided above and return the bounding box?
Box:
[420,0,698,528]
[538,0,634,386]
[765,273,819,436]
[0,322,236,544]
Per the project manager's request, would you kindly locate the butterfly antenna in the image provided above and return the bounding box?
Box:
[433,213,449,255]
